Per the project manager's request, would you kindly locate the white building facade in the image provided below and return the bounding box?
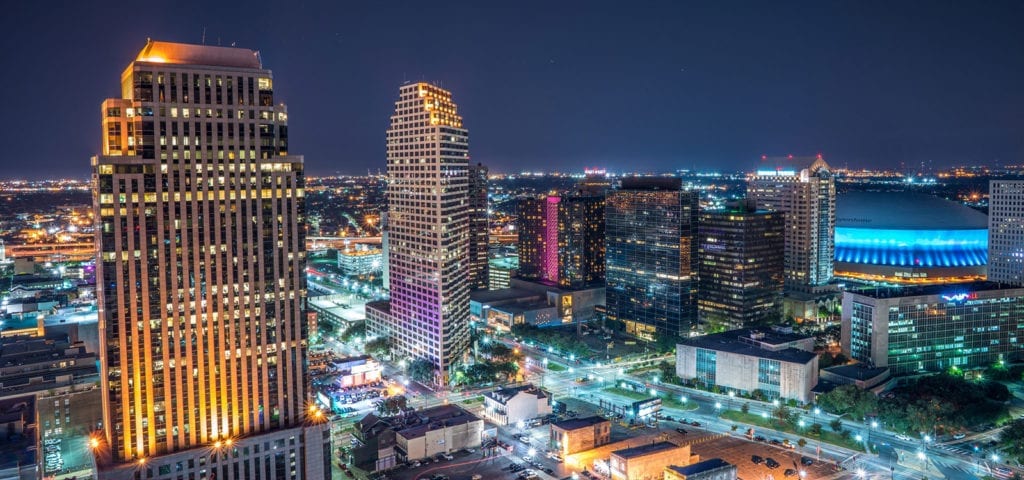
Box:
[989,180,1024,286]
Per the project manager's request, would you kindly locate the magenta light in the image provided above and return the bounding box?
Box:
[543,196,560,283]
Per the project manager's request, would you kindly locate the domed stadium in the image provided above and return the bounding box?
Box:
[834,192,988,284]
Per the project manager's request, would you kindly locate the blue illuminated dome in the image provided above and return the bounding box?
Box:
[835,192,988,283]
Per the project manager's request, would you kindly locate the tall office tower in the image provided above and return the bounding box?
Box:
[989,180,1024,286]
[605,178,698,339]
[697,199,785,329]
[467,163,490,290]
[380,210,390,292]
[747,155,835,291]
[366,83,471,384]
[516,194,605,289]
[93,40,327,479]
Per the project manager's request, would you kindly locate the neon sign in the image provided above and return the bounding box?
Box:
[941,292,977,303]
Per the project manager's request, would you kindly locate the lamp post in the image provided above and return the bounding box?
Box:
[727,390,735,412]
[813,407,822,460]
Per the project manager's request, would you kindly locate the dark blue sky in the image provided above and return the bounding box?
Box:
[2,1,1022,178]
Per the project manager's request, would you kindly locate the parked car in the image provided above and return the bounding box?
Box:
[784,469,797,477]
[801,457,814,466]
[766,458,781,469]
[676,427,688,435]
[751,456,764,465]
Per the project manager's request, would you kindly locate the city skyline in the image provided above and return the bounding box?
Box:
[3,1,1024,179]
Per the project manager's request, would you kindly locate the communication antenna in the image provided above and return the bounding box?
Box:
[201,28,207,45]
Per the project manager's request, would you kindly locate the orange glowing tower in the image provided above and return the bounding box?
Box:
[93,40,328,479]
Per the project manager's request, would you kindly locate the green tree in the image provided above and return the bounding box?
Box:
[817,384,877,419]
[364,337,391,357]
[340,321,367,343]
[741,403,750,414]
[999,419,1024,462]
[830,419,843,433]
[408,358,436,384]
[809,423,823,436]
[773,405,794,427]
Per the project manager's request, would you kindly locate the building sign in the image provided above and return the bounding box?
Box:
[941,292,977,303]
[631,397,662,418]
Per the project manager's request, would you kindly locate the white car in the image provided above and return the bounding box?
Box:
[953,433,966,440]
[895,434,911,441]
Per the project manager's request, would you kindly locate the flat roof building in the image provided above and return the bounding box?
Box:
[549,416,611,455]
[665,459,737,480]
[610,441,695,480]
[841,281,1024,376]
[677,329,818,403]
[482,384,551,426]
[394,405,483,461]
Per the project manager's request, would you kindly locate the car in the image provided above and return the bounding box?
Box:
[465,448,476,454]
[690,421,701,427]
[751,456,764,465]
[801,457,814,466]
[519,436,532,444]
[784,469,797,477]
[442,453,454,461]
[754,435,767,442]
[953,433,966,440]
[770,439,783,446]
[766,458,780,469]
[676,428,688,435]
[543,467,554,474]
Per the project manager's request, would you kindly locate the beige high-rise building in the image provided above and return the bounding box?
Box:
[747,156,836,291]
[366,82,471,384]
[93,40,327,479]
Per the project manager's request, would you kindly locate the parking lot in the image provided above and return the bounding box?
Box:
[689,435,841,480]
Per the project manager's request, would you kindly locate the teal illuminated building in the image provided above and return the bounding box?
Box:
[841,282,1024,376]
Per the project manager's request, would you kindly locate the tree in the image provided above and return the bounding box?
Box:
[830,419,843,433]
[798,438,808,449]
[408,358,436,384]
[364,337,391,358]
[741,403,750,415]
[731,425,739,432]
[773,405,794,427]
[809,424,823,436]
[374,395,408,416]
[999,419,1024,462]
[817,385,877,419]
[340,321,367,343]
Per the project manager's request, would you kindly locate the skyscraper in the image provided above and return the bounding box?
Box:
[605,178,698,340]
[467,163,490,290]
[988,180,1024,286]
[747,156,836,291]
[366,82,471,384]
[516,194,605,289]
[93,40,327,478]
[697,200,785,329]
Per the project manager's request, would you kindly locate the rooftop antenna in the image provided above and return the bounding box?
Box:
[201,27,207,45]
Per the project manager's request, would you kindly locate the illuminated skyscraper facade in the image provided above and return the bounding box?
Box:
[93,40,327,479]
[467,163,490,290]
[747,156,835,291]
[697,200,784,328]
[605,178,698,339]
[366,83,471,383]
[516,194,605,289]
[988,180,1024,286]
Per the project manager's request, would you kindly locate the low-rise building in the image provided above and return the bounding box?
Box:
[482,384,551,426]
[610,441,695,480]
[331,355,383,388]
[395,405,483,461]
[337,245,383,276]
[470,278,605,330]
[0,395,39,480]
[665,459,737,480]
[549,416,611,455]
[677,328,819,403]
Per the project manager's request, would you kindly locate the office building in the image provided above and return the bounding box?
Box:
[93,40,327,478]
[517,194,605,289]
[747,156,835,291]
[468,163,490,290]
[988,180,1024,286]
[0,395,39,479]
[380,210,390,291]
[549,416,611,455]
[609,442,693,480]
[367,83,471,384]
[835,192,988,284]
[676,329,818,403]
[481,384,552,426]
[488,256,517,290]
[605,178,698,339]
[841,282,1024,376]
[394,405,483,461]
[697,200,784,328]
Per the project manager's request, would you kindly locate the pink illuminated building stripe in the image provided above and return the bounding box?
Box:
[543,196,560,283]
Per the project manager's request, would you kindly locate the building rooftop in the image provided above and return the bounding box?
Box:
[845,281,1024,300]
[837,191,987,230]
[469,288,538,304]
[612,441,681,459]
[0,395,37,472]
[396,404,480,439]
[823,364,890,381]
[667,458,733,476]
[551,415,609,431]
[484,384,546,405]
[679,329,817,364]
[619,177,682,191]
[135,40,262,69]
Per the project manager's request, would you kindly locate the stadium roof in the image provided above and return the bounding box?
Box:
[837,192,987,230]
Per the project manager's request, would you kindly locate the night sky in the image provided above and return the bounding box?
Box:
[2,1,1023,179]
